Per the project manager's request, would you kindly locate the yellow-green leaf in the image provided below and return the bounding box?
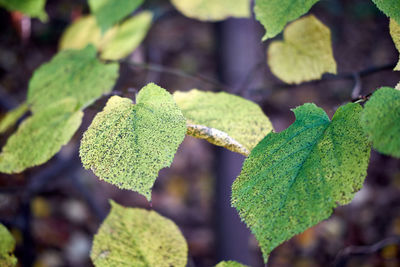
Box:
[232,103,371,262]
[267,15,337,84]
[254,0,319,40]
[27,45,119,113]
[390,19,400,71]
[0,224,17,267]
[80,84,186,201]
[100,11,152,60]
[173,89,273,155]
[0,99,83,174]
[0,0,47,21]
[89,0,144,32]
[91,201,188,267]
[171,0,250,21]
[361,87,400,158]
[216,261,248,267]
[0,103,29,134]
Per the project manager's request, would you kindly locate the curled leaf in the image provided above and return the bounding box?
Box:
[0,103,28,134]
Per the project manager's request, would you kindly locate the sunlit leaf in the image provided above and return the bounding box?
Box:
[0,103,28,134]
[80,83,186,201]
[171,0,250,21]
[27,45,119,113]
[361,87,400,158]
[254,0,319,40]
[91,201,188,267]
[215,261,248,267]
[232,103,370,262]
[390,19,400,71]
[0,0,47,21]
[173,89,273,155]
[0,224,17,267]
[89,0,144,32]
[0,99,82,174]
[268,15,337,84]
[372,0,400,25]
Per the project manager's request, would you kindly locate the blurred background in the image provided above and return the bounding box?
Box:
[0,0,400,266]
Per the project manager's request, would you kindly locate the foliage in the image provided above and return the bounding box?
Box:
[173,89,273,155]
[171,0,250,21]
[254,0,319,40]
[91,201,188,267]
[0,0,47,21]
[215,261,248,267]
[89,0,144,32]
[0,224,17,267]
[0,99,83,173]
[80,84,186,201]
[0,103,28,134]
[372,0,400,24]
[361,87,400,158]
[232,103,371,262]
[268,15,337,84]
[390,19,400,70]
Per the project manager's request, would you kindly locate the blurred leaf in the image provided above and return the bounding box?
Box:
[372,0,400,25]
[91,201,188,267]
[100,11,152,60]
[232,103,371,262]
[268,15,337,84]
[0,224,16,267]
[27,45,119,113]
[171,0,250,21]
[215,261,248,267]
[390,19,400,70]
[0,103,28,134]
[254,0,319,40]
[89,0,143,32]
[80,84,186,201]
[0,99,83,174]
[361,87,400,158]
[173,89,273,155]
[0,0,47,21]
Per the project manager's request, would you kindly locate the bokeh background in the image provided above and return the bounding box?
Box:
[0,0,400,266]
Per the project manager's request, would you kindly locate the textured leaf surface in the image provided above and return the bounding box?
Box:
[215,261,248,267]
[390,19,400,71]
[361,87,400,158]
[0,103,28,134]
[254,0,318,40]
[0,99,82,174]
[173,89,273,155]
[27,46,119,113]
[80,84,186,200]
[91,201,188,267]
[232,103,371,262]
[171,0,250,21]
[372,0,400,25]
[0,0,47,21]
[0,224,17,267]
[89,0,143,32]
[268,15,337,84]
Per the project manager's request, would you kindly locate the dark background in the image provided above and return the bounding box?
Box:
[0,0,400,266]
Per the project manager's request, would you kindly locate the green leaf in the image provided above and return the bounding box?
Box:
[254,0,319,40]
[27,45,119,113]
[91,201,188,267]
[372,0,400,25]
[59,12,152,60]
[89,0,144,32]
[0,103,29,134]
[0,0,47,21]
[100,11,152,60]
[0,99,82,174]
[267,15,337,84]
[231,103,371,262]
[390,19,400,71]
[171,0,250,21]
[215,261,248,267]
[361,87,400,158]
[80,83,186,201]
[0,224,17,267]
[173,89,273,155]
